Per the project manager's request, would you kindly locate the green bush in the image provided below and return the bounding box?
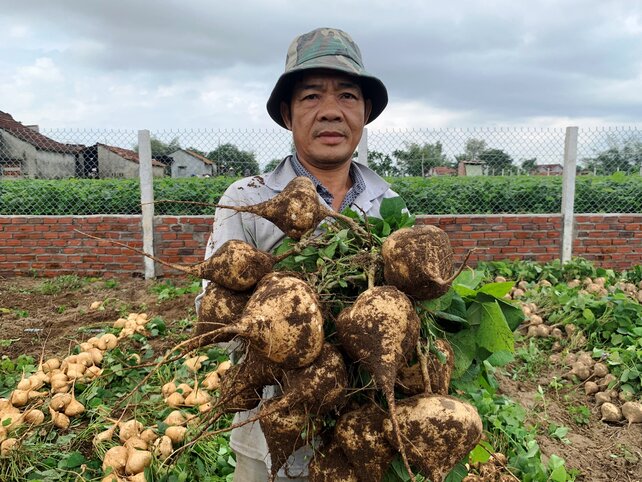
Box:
[1,174,641,215]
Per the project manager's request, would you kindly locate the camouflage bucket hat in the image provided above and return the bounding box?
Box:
[266,28,388,129]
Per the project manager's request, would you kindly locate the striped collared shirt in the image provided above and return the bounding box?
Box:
[289,154,366,212]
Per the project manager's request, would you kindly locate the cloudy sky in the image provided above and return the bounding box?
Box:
[1,0,641,131]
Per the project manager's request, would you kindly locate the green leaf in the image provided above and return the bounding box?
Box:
[446,329,478,378]
[476,301,515,354]
[454,269,485,290]
[485,350,515,367]
[469,440,494,464]
[379,196,407,224]
[582,308,595,322]
[495,298,526,331]
[420,289,454,312]
[60,451,86,468]
[479,281,514,298]
[434,311,470,327]
[454,284,477,298]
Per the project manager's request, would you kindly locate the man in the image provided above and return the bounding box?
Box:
[200,27,398,481]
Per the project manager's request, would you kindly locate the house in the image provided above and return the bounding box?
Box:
[0,111,81,179]
[533,163,563,176]
[79,144,166,178]
[428,166,457,176]
[457,160,485,176]
[167,149,216,177]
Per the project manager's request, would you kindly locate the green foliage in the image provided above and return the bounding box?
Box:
[479,257,612,284]
[36,275,88,295]
[478,148,514,175]
[0,311,236,482]
[368,150,401,177]
[3,174,642,215]
[393,141,449,176]
[149,279,201,302]
[582,137,642,175]
[421,272,523,379]
[461,369,576,482]
[0,354,36,397]
[207,143,260,176]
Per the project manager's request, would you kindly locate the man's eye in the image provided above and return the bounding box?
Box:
[302,94,318,100]
[341,92,358,99]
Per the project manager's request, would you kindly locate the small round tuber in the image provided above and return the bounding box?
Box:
[600,402,623,423]
[622,401,642,425]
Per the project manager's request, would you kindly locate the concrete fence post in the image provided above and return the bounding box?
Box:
[561,126,578,263]
[138,129,156,279]
[357,127,368,166]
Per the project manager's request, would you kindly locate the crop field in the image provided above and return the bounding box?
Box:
[1,197,641,481]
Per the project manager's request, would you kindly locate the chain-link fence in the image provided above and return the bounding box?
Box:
[0,110,640,215]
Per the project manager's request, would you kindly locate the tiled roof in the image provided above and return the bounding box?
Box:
[184,149,213,165]
[0,111,81,154]
[169,148,213,165]
[97,143,165,167]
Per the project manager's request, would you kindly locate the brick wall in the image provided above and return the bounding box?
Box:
[1,214,640,277]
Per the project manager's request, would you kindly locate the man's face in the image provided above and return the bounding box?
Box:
[281,70,372,170]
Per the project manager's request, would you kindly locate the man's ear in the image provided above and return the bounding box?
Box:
[280,102,293,130]
[364,99,373,124]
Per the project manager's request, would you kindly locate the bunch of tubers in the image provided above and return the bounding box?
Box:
[151,177,484,482]
[74,177,481,481]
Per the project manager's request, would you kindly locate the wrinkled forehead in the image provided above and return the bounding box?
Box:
[292,68,363,92]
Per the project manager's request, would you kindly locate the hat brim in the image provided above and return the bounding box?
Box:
[266,60,388,129]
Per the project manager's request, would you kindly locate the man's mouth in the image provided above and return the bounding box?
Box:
[316,131,346,144]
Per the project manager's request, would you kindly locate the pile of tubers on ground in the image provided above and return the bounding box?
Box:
[502,276,642,428]
[155,176,484,482]
[0,322,137,458]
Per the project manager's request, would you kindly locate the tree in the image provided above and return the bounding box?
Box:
[582,137,642,175]
[478,148,514,175]
[263,158,283,173]
[393,141,449,176]
[520,158,538,174]
[456,138,487,162]
[367,150,400,177]
[207,143,260,176]
[133,136,181,157]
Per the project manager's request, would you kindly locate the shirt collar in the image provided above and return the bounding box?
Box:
[289,153,366,211]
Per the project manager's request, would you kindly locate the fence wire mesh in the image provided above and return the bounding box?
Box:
[0,113,640,216]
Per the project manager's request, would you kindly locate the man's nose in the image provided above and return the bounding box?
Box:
[317,95,343,122]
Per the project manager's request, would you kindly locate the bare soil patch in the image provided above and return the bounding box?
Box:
[498,369,642,481]
[0,276,194,361]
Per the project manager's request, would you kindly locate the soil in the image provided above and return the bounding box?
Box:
[498,368,642,482]
[0,275,195,361]
[1,275,641,481]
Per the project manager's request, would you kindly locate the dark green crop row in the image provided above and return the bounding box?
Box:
[1,174,641,215]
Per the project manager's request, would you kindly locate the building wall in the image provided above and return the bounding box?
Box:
[168,151,212,178]
[0,131,76,179]
[0,214,640,277]
[97,146,164,178]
